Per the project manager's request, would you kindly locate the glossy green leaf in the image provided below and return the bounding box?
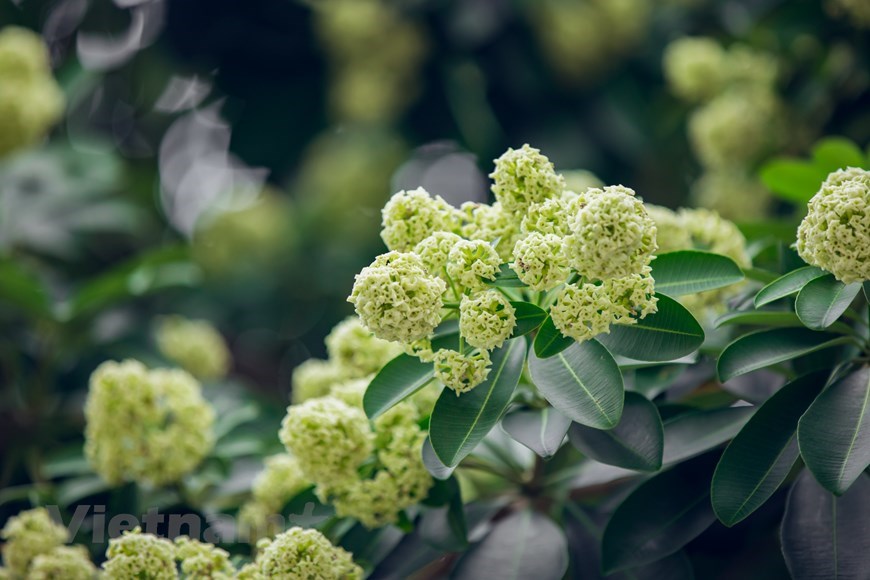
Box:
[795,275,862,330]
[0,259,52,319]
[662,406,755,465]
[510,301,547,338]
[712,372,826,526]
[421,437,454,480]
[781,470,870,580]
[596,294,704,362]
[486,263,528,288]
[714,310,804,329]
[754,266,827,308]
[650,250,744,297]
[568,392,663,471]
[533,315,574,358]
[717,328,851,382]
[453,509,568,580]
[429,338,526,467]
[364,354,435,419]
[811,137,867,172]
[601,457,717,573]
[501,407,571,458]
[528,340,624,429]
[759,159,830,203]
[798,365,870,495]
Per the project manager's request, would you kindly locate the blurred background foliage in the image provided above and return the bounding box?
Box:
[0,0,868,572]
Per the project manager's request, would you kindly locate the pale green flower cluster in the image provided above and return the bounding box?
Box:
[566,186,658,280]
[0,27,64,157]
[414,231,462,277]
[156,316,231,381]
[29,546,96,580]
[238,454,311,540]
[511,233,570,292]
[380,187,457,251]
[828,0,870,28]
[348,251,447,343]
[458,201,520,261]
[447,239,501,292]
[249,527,362,579]
[84,360,215,487]
[528,0,651,82]
[325,316,403,376]
[0,508,68,577]
[521,198,571,237]
[290,358,347,404]
[102,528,177,579]
[647,205,751,317]
[174,537,235,579]
[562,170,604,195]
[797,168,870,284]
[691,170,772,222]
[459,291,516,350]
[314,0,426,124]
[489,144,566,215]
[433,349,492,394]
[279,397,374,484]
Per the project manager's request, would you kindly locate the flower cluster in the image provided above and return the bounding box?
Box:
[797,168,870,284]
[174,537,235,579]
[350,145,661,392]
[156,316,231,381]
[102,528,177,579]
[238,454,311,540]
[245,527,362,579]
[664,37,781,220]
[0,27,64,157]
[29,546,96,580]
[527,0,651,82]
[647,205,751,317]
[84,360,215,487]
[0,508,69,577]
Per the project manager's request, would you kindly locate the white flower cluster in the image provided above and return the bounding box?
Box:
[797,168,870,284]
[663,36,781,220]
[243,527,362,579]
[349,145,662,390]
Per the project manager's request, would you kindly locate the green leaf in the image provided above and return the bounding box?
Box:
[864,281,870,303]
[418,477,467,551]
[596,294,704,362]
[662,406,755,465]
[601,457,717,573]
[795,275,862,330]
[486,263,528,288]
[429,338,526,467]
[510,301,547,338]
[650,250,744,297]
[798,366,870,495]
[759,159,830,203]
[533,315,574,358]
[568,392,663,471]
[811,137,867,172]
[452,509,568,580]
[717,328,852,382]
[781,470,870,580]
[0,259,52,319]
[754,266,827,308]
[714,310,804,329]
[421,437,454,480]
[528,340,624,430]
[364,354,435,419]
[501,407,571,458]
[712,372,826,526]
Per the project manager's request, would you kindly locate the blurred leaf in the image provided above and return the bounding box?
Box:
[651,251,744,297]
[501,407,571,458]
[795,275,862,330]
[418,477,467,552]
[781,470,870,580]
[717,328,851,382]
[510,301,547,338]
[0,258,52,319]
[452,509,568,580]
[712,372,825,526]
[364,354,435,420]
[213,403,259,441]
[597,295,704,362]
[568,392,663,471]
[56,476,111,506]
[533,315,573,358]
[43,448,91,479]
[811,137,867,172]
[528,340,624,430]
[662,407,755,465]
[601,457,717,573]
[759,159,829,203]
[798,365,870,495]
[429,338,526,467]
[715,310,804,329]
[754,266,827,307]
